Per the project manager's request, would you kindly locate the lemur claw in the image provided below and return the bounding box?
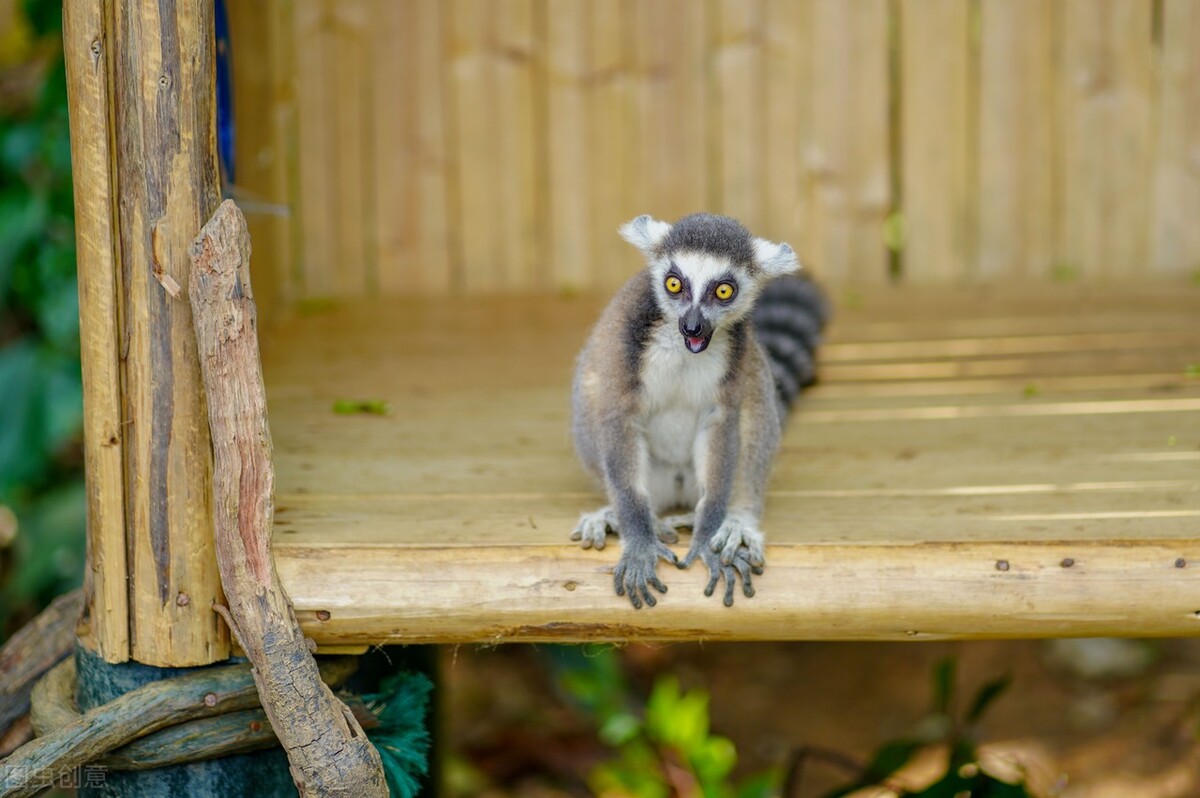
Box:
[708,514,766,568]
[613,540,677,609]
[682,542,757,606]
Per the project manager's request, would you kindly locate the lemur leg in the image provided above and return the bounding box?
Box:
[708,390,780,569]
[572,506,680,548]
[602,431,678,609]
[679,409,758,606]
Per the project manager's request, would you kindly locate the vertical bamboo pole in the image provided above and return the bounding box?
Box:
[66,0,229,666]
[63,0,129,662]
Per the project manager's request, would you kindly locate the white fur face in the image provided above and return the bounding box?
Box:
[620,214,801,355]
[648,249,758,329]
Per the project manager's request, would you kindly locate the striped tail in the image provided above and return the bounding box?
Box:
[751,274,830,412]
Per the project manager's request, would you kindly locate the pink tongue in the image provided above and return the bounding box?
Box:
[687,336,705,350]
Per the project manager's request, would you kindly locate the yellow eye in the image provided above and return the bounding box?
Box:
[715,282,735,301]
[665,276,682,294]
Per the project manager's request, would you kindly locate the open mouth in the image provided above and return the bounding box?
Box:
[684,334,711,354]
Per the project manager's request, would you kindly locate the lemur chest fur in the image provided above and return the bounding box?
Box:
[637,322,731,466]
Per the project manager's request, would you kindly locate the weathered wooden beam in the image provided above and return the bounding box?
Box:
[65,0,229,666]
[62,0,130,663]
[26,656,371,773]
[188,200,387,796]
[0,590,82,736]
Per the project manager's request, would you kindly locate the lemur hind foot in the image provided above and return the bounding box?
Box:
[571,506,681,549]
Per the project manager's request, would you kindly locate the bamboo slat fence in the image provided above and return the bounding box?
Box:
[232,0,1200,300]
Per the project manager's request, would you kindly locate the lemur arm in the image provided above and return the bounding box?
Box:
[682,405,761,606]
[599,412,678,609]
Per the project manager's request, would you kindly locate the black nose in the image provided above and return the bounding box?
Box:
[679,308,705,337]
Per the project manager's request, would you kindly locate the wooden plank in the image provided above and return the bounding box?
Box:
[546,0,592,291]
[808,0,890,285]
[276,540,1200,643]
[763,0,810,248]
[367,0,453,295]
[978,0,1059,280]
[899,0,974,283]
[62,0,130,662]
[1151,0,1200,276]
[629,0,709,223]
[1062,0,1156,279]
[258,284,1200,642]
[493,0,541,289]
[330,0,373,294]
[711,0,765,225]
[447,0,501,291]
[590,0,636,292]
[110,0,228,666]
[225,0,292,326]
[414,0,453,293]
[370,0,415,295]
[293,0,339,298]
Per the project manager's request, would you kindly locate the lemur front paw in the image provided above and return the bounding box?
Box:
[613,539,678,609]
[680,542,762,607]
[709,514,766,568]
[571,506,618,550]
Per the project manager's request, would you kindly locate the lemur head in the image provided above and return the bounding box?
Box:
[620,213,799,354]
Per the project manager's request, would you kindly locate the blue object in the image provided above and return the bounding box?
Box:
[215,0,235,186]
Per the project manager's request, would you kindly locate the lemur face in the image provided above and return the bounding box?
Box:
[657,252,746,353]
[621,213,801,355]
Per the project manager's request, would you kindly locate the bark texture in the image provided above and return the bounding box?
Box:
[187,199,387,797]
[0,590,82,735]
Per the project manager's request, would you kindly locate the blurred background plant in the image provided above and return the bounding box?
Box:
[0,0,85,642]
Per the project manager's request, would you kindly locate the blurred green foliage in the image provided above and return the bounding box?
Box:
[551,645,778,798]
[810,658,1030,798]
[0,0,85,640]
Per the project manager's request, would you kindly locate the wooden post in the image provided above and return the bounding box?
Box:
[64,0,228,666]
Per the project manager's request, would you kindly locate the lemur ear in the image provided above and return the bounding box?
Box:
[619,215,672,253]
[753,238,800,277]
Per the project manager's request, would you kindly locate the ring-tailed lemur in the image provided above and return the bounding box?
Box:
[571,213,828,608]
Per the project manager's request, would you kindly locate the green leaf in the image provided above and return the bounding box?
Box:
[0,339,47,498]
[816,739,925,798]
[333,399,391,416]
[599,711,641,746]
[883,211,908,253]
[870,738,925,779]
[734,770,780,798]
[692,734,737,785]
[645,677,710,752]
[0,479,85,629]
[932,657,956,716]
[965,674,1013,726]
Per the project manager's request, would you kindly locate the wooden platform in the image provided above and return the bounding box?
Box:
[263,284,1200,644]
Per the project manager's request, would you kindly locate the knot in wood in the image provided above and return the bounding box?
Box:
[203,692,219,708]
